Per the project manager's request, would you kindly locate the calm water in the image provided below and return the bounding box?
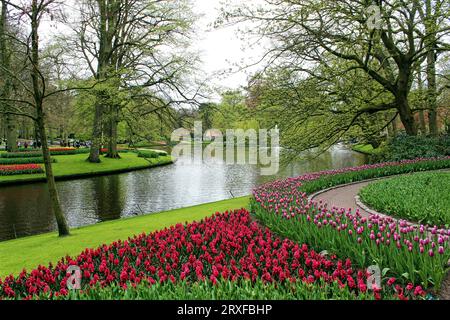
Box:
[0,144,367,241]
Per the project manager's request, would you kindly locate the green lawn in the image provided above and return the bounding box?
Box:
[0,152,173,185]
[359,172,450,227]
[0,196,250,277]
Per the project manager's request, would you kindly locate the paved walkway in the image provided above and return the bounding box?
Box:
[312,169,450,219]
[311,180,373,217]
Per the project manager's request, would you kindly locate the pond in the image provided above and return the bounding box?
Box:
[0,144,367,241]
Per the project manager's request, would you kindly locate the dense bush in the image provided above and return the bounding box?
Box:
[137,150,165,159]
[0,210,421,300]
[252,158,450,290]
[0,157,56,165]
[359,172,450,227]
[378,134,450,162]
[0,164,44,176]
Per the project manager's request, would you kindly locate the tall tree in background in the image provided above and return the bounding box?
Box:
[68,0,196,162]
[0,0,71,236]
[0,0,17,152]
[221,0,450,141]
[417,0,447,136]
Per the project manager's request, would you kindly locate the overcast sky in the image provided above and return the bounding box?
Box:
[191,0,265,92]
[36,0,266,100]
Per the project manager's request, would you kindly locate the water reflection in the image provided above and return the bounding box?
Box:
[0,144,366,241]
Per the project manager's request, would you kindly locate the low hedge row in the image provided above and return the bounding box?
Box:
[137,150,166,159]
[0,157,56,165]
[0,149,91,158]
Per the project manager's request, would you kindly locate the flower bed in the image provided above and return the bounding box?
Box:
[0,210,421,300]
[252,157,450,291]
[137,150,165,159]
[0,164,44,176]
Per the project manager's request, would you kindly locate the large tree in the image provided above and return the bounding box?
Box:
[0,0,18,152]
[0,0,72,236]
[221,0,450,138]
[65,0,197,162]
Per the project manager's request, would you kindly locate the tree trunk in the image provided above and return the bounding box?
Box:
[30,0,70,236]
[5,114,17,152]
[106,104,120,158]
[88,101,103,163]
[424,0,439,136]
[36,106,70,236]
[396,93,418,136]
[419,111,427,135]
[427,48,438,136]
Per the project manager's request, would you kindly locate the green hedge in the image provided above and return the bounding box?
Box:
[44,280,386,301]
[0,157,56,165]
[137,150,165,159]
[376,134,450,162]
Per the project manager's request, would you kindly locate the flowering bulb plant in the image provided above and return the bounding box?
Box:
[0,164,44,176]
[0,210,423,300]
[252,158,450,290]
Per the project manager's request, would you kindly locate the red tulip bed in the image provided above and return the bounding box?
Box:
[0,164,44,176]
[252,157,450,295]
[0,210,423,300]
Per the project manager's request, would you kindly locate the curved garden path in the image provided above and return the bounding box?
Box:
[310,180,373,218]
[310,169,450,221]
[309,170,450,299]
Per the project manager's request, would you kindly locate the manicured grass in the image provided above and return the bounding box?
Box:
[0,196,250,277]
[0,152,173,185]
[352,144,384,156]
[359,172,450,226]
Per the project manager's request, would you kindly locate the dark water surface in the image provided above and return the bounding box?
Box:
[0,144,367,241]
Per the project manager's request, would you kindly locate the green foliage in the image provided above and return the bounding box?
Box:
[48,279,382,301]
[0,157,56,165]
[359,172,450,227]
[380,134,450,162]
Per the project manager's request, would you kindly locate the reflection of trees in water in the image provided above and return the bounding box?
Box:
[93,175,125,222]
[0,184,54,240]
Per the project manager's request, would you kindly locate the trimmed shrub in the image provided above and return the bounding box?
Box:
[0,157,56,165]
[137,150,165,159]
